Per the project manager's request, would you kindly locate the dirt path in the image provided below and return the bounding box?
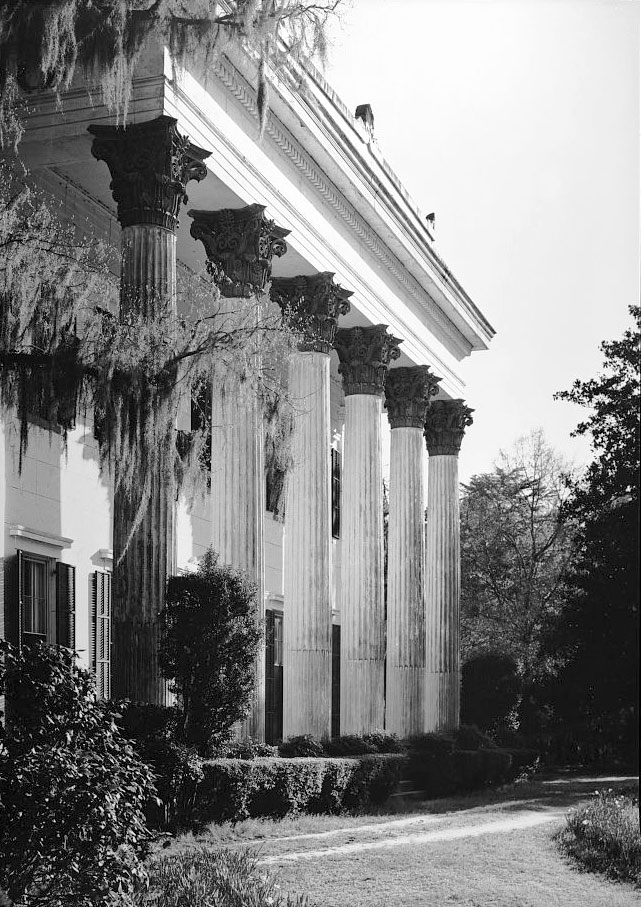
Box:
[231,775,639,906]
[259,809,564,865]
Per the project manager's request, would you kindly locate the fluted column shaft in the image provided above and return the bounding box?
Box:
[112,223,177,704]
[210,338,265,742]
[423,398,473,732]
[282,351,332,738]
[89,115,210,704]
[121,226,176,319]
[341,393,386,733]
[386,426,426,735]
[425,454,460,731]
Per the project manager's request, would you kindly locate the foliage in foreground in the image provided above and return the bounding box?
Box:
[0,163,296,541]
[557,789,641,887]
[159,549,262,754]
[138,847,308,907]
[545,304,640,765]
[0,0,342,148]
[0,642,155,907]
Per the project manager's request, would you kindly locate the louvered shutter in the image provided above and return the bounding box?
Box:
[56,562,76,650]
[91,571,111,700]
[3,552,23,650]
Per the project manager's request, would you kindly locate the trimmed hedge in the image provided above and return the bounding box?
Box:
[195,754,406,822]
[406,731,517,797]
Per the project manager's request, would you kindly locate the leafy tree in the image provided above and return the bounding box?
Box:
[0,641,155,907]
[544,305,640,764]
[159,548,262,753]
[460,430,574,684]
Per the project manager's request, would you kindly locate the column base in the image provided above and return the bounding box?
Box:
[386,665,424,736]
[283,649,332,740]
[424,671,459,733]
[340,658,385,735]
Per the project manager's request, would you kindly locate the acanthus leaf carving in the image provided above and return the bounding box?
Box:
[189,204,289,298]
[385,366,442,429]
[334,325,402,397]
[423,399,474,455]
[88,115,210,231]
[270,272,352,353]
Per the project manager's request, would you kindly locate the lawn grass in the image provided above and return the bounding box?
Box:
[272,823,640,907]
[556,789,641,887]
[151,773,640,907]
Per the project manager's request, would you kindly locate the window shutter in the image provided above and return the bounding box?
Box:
[56,563,76,650]
[3,552,23,650]
[91,571,111,700]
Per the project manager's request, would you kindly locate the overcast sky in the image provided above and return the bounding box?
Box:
[323,0,639,482]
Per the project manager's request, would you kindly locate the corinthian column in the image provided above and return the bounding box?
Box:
[271,274,351,738]
[385,366,441,736]
[190,205,288,740]
[423,399,474,731]
[334,325,402,734]
[89,116,210,703]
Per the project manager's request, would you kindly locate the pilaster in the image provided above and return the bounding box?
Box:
[384,366,441,736]
[89,115,210,704]
[270,274,351,738]
[423,399,474,731]
[334,325,402,734]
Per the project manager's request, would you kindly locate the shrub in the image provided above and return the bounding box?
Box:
[138,847,309,907]
[216,738,279,759]
[279,734,326,758]
[159,548,262,754]
[0,641,154,907]
[461,652,520,733]
[116,700,203,830]
[454,724,497,751]
[406,729,515,797]
[557,790,641,886]
[323,733,404,756]
[324,734,377,756]
[196,754,405,822]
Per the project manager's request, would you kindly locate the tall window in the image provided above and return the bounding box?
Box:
[265,609,284,743]
[331,448,341,539]
[21,555,48,644]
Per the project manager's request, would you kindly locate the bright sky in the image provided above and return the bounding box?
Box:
[323,0,639,482]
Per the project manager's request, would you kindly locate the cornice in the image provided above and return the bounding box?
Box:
[210,55,478,360]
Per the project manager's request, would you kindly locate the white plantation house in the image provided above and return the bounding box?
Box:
[1,38,494,743]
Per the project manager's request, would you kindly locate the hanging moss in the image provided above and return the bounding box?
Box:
[0,0,342,139]
[0,165,298,545]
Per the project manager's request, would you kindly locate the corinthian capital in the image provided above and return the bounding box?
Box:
[88,115,210,231]
[334,325,402,397]
[385,366,442,429]
[423,399,474,456]
[189,205,289,298]
[271,273,352,353]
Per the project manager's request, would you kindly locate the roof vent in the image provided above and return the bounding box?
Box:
[355,104,374,136]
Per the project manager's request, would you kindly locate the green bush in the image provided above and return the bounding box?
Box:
[0,641,154,907]
[557,789,641,886]
[461,653,520,734]
[159,549,262,754]
[406,729,515,797]
[324,733,404,756]
[278,734,326,757]
[217,738,279,759]
[195,754,405,822]
[116,700,203,830]
[137,847,308,906]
